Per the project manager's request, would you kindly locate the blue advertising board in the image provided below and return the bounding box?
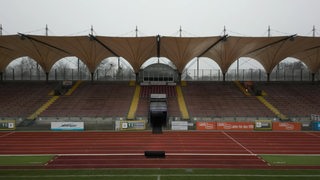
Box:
[312,122,320,131]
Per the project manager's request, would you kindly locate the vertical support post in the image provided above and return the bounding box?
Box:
[0,72,3,82]
[177,72,182,82]
[259,69,261,81]
[118,57,120,70]
[96,69,99,81]
[196,57,199,80]
[0,24,2,36]
[71,69,74,81]
[179,26,182,37]
[77,58,80,80]
[267,73,270,82]
[222,72,226,82]
[46,72,49,82]
[91,72,94,82]
[242,69,245,81]
[236,59,239,80]
[135,72,139,83]
[63,68,66,80]
[55,69,57,80]
[36,63,39,80]
[312,73,315,82]
[21,66,23,80]
[292,69,294,81]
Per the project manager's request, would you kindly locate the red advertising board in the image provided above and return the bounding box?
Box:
[217,122,254,130]
[196,122,217,130]
[272,122,301,131]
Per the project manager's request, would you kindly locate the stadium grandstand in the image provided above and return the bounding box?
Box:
[0,26,320,132]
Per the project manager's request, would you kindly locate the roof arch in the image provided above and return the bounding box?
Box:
[160,36,222,73]
[2,34,320,79]
[94,36,158,74]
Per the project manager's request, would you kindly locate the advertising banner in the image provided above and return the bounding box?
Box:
[217,122,254,130]
[312,122,320,131]
[0,120,16,130]
[171,121,188,130]
[254,120,272,130]
[119,120,146,131]
[51,122,84,131]
[196,122,217,130]
[301,122,312,131]
[272,122,301,131]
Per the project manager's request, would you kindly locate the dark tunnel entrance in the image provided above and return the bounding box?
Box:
[148,94,168,134]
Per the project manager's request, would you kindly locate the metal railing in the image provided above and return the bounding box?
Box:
[2,68,319,81]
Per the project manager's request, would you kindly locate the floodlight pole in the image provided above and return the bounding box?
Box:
[44,24,48,81]
[135,26,138,37]
[179,26,182,37]
[0,24,2,36]
[91,25,94,36]
[45,24,48,36]
[157,35,161,63]
[312,25,316,37]
[312,26,316,82]
[268,25,271,37]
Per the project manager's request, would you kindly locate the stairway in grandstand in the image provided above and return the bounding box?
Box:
[41,81,134,117]
[234,81,288,120]
[135,84,182,119]
[176,85,190,120]
[257,82,320,117]
[26,81,82,122]
[127,85,141,119]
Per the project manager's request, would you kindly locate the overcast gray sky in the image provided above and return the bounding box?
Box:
[1,0,320,37]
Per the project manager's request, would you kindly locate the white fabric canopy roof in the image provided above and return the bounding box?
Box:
[1,34,320,75]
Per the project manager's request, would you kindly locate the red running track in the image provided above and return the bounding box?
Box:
[0,131,320,169]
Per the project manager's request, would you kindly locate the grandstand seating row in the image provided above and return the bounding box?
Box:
[140,85,176,98]
[258,82,320,117]
[0,82,55,117]
[182,82,274,117]
[0,81,319,119]
[42,82,134,117]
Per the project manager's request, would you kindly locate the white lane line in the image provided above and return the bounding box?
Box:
[1,174,320,178]
[305,132,320,138]
[222,131,255,155]
[2,153,320,157]
[0,131,14,138]
[0,153,257,156]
